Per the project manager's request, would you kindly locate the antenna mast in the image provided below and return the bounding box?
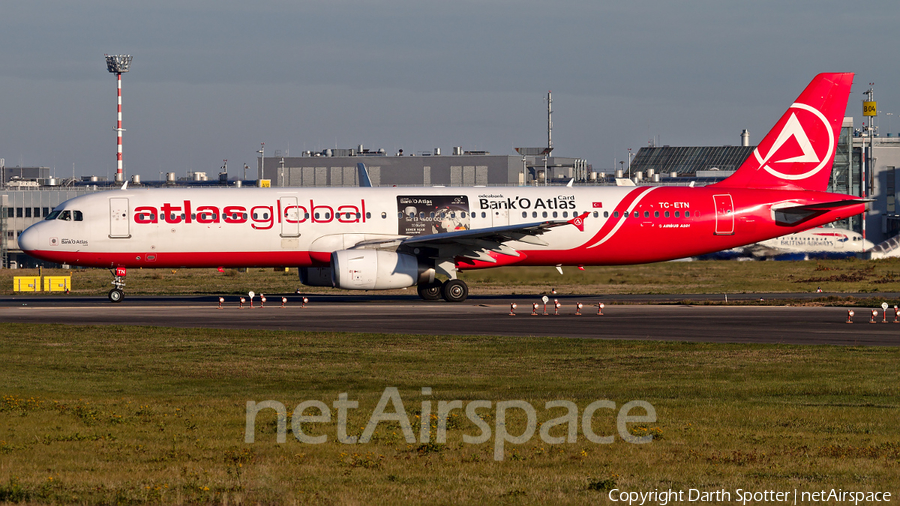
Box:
[547,91,553,151]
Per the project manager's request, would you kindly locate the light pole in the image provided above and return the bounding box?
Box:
[105,55,133,183]
[627,148,634,179]
[862,84,877,250]
[257,143,265,181]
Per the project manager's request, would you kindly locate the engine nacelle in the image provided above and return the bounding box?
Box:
[331,250,434,290]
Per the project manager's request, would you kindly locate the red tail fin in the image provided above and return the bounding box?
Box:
[714,73,854,191]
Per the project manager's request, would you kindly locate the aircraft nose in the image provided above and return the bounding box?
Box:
[17,225,41,252]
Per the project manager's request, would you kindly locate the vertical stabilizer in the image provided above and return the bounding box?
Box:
[714,73,854,191]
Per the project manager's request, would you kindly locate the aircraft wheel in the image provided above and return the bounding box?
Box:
[417,282,442,301]
[108,288,125,303]
[441,279,468,303]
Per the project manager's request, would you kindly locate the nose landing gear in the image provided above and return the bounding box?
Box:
[108,266,127,303]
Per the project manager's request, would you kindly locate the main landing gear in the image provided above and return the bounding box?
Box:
[108,266,126,303]
[417,279,468,303]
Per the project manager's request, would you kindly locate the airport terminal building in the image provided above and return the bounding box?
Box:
[258,147,591,187]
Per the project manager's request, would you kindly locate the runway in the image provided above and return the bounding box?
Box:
[1,293,897,346]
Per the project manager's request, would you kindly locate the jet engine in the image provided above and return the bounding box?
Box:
[330,250,434,290]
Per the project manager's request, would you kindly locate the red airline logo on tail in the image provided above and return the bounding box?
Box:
[756,102,834,181]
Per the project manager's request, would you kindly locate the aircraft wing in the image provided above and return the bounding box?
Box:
[351,214,588,264]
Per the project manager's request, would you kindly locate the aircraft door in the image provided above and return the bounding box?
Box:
[713,194,734,235]
[109,198,131,238]
[280,197,301,237]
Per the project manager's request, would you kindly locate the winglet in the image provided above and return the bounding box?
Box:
[567,212,589,232]
[356,163,373,187]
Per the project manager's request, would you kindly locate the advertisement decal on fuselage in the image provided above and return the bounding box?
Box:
[397,195,470,236]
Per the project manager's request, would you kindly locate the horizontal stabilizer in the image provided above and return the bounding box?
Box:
[775,199,871,226]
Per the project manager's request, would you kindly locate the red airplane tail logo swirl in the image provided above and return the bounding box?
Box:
[715,73,853,191]
[568,212,589,232]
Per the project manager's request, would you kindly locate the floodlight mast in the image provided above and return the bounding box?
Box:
[105,55,132,183]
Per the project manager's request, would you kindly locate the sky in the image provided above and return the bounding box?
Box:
[2,1,898,181]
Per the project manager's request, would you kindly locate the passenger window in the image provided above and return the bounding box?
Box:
[654,211,659,218]
[613,211,619,218]
[542,211,548,218]
[481,212,486,218]
[522,212,527,218]
[675,211,680,218]
[623,211,629,218]
[532,212,537,218]
[644,211,650,218]
[461,212,467,219]
[664,211,669,218]
[552,212,558,218]
[602,211,608,218]
[685,211,690,218]
[562,212,568,218]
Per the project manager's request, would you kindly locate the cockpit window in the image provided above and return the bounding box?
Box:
[51,210,83,221]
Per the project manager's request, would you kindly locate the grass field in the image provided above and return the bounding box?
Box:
[1,323,898,504]
[4,257,900,299]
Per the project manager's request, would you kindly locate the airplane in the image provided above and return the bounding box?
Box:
[744,226,873,259]
[18,73,868,303]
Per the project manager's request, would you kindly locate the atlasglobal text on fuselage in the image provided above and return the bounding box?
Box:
[19,73,867,303]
